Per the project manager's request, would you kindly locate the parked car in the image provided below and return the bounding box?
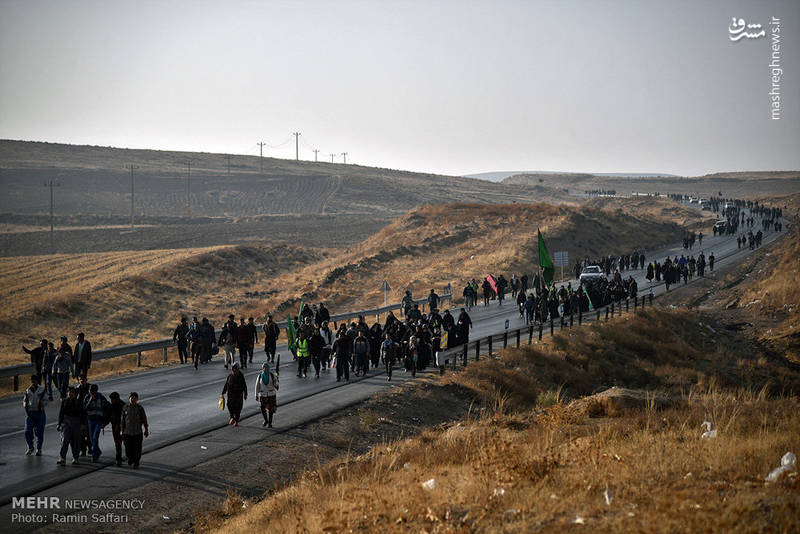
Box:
[579,265,607,283]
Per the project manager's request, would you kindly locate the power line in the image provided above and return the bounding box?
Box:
[341,152,348,164]
[329,153,336,163]
[293,132,301,160]
[313,149,320,162]
[257,142,266,173]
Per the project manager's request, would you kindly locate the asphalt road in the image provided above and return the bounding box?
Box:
[0,208,785,530]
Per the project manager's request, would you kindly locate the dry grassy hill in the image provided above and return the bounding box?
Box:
[0,196,711,366]
[504,170,800,198]
[0,140,569,219]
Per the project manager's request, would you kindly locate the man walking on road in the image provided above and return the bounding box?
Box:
[353,329,371,377]
[333,332,351,382]
[23,374,46,456]
[173,317,189,364]
[56,386,83,465]
[83,383,110,462]
[264,314,280,363]
[120,392,148,469]
[255,361,278,427]
[73,333,92,379]
[222,362,247,426]
[380,332,397,381]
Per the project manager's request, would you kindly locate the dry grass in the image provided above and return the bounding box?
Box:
[0,244,325,365]
[2,198,703,369]
[208,308,800,533]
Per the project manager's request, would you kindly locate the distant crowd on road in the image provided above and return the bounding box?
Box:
[18,194,786,469]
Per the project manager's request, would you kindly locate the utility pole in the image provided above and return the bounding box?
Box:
[126,164,139,231]
[257,142,266,173]
[341,152,348,164]
[44,179,59,254]
[293,132,301,160]
[227,154,231,176]
[330,153,336,163]
[313,149,320,162]
[186,161,192,217]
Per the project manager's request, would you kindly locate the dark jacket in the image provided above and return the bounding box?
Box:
[58,397,85,425]
[73,341,92,368]
[23,345,46,374]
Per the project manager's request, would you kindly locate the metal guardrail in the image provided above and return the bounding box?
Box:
[0,292,452,388]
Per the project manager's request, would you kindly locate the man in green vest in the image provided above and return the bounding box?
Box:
[296,331,310,378]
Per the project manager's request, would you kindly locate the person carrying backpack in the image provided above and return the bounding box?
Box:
[353,330,370,377]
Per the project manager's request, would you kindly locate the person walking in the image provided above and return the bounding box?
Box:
[263,315,280,363]
[333,331,351,382]
[23,374,47,456]
[83,384,110,462]
[41,341,57,401]
[254,361,279,427]
[108,392,125,466]
[22,339,47,378]
[320,321,333,370]
[73,333,92,379]
[219,325,237,370]
[221,362,247,426]
[353,330,371,377]
[380,333,397,381]
[242,317,258,365]
[56,386,84,465]
[308,328,324,378]
[120,392,148,468]
[295,331,310,378]
[173,317,190,364]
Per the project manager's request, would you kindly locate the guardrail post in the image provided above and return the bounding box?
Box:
[528,326,533,344]
[539,322,543,340]
[488,336,493,357]
[597,309,601,321]
[611,302,615,317]
[634,297,638,310]
[516,329,520,348]
[463,344,467,367]
[570,310,573,327]
[626,298,629,313]
[605,308,610,321]
[422,302,426,313]
[578,307,582,325]
[137,351,142,367]
[475,339,480,361]
[13,374,19,391]
[649,293,653,304]
[503,331,508,349]
[163,347,168,363]
[560,315,564,329]
[550,318,554,336]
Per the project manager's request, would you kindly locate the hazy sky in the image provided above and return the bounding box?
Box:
[1,0,798,176]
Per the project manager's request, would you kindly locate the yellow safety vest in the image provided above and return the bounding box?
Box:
[296,339,309,358]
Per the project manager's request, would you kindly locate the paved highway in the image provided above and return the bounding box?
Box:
[0,208,785,529]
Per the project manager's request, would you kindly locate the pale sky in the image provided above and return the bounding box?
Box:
[1,0,798,176]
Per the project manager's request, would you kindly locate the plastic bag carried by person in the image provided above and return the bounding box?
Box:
[218,395,225,411]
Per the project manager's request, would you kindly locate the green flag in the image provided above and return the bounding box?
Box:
[286,316,297,352]
[538,229,554,286]
[585,290,595,311]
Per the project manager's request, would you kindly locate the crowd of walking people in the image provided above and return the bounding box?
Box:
[19,197,783,468]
